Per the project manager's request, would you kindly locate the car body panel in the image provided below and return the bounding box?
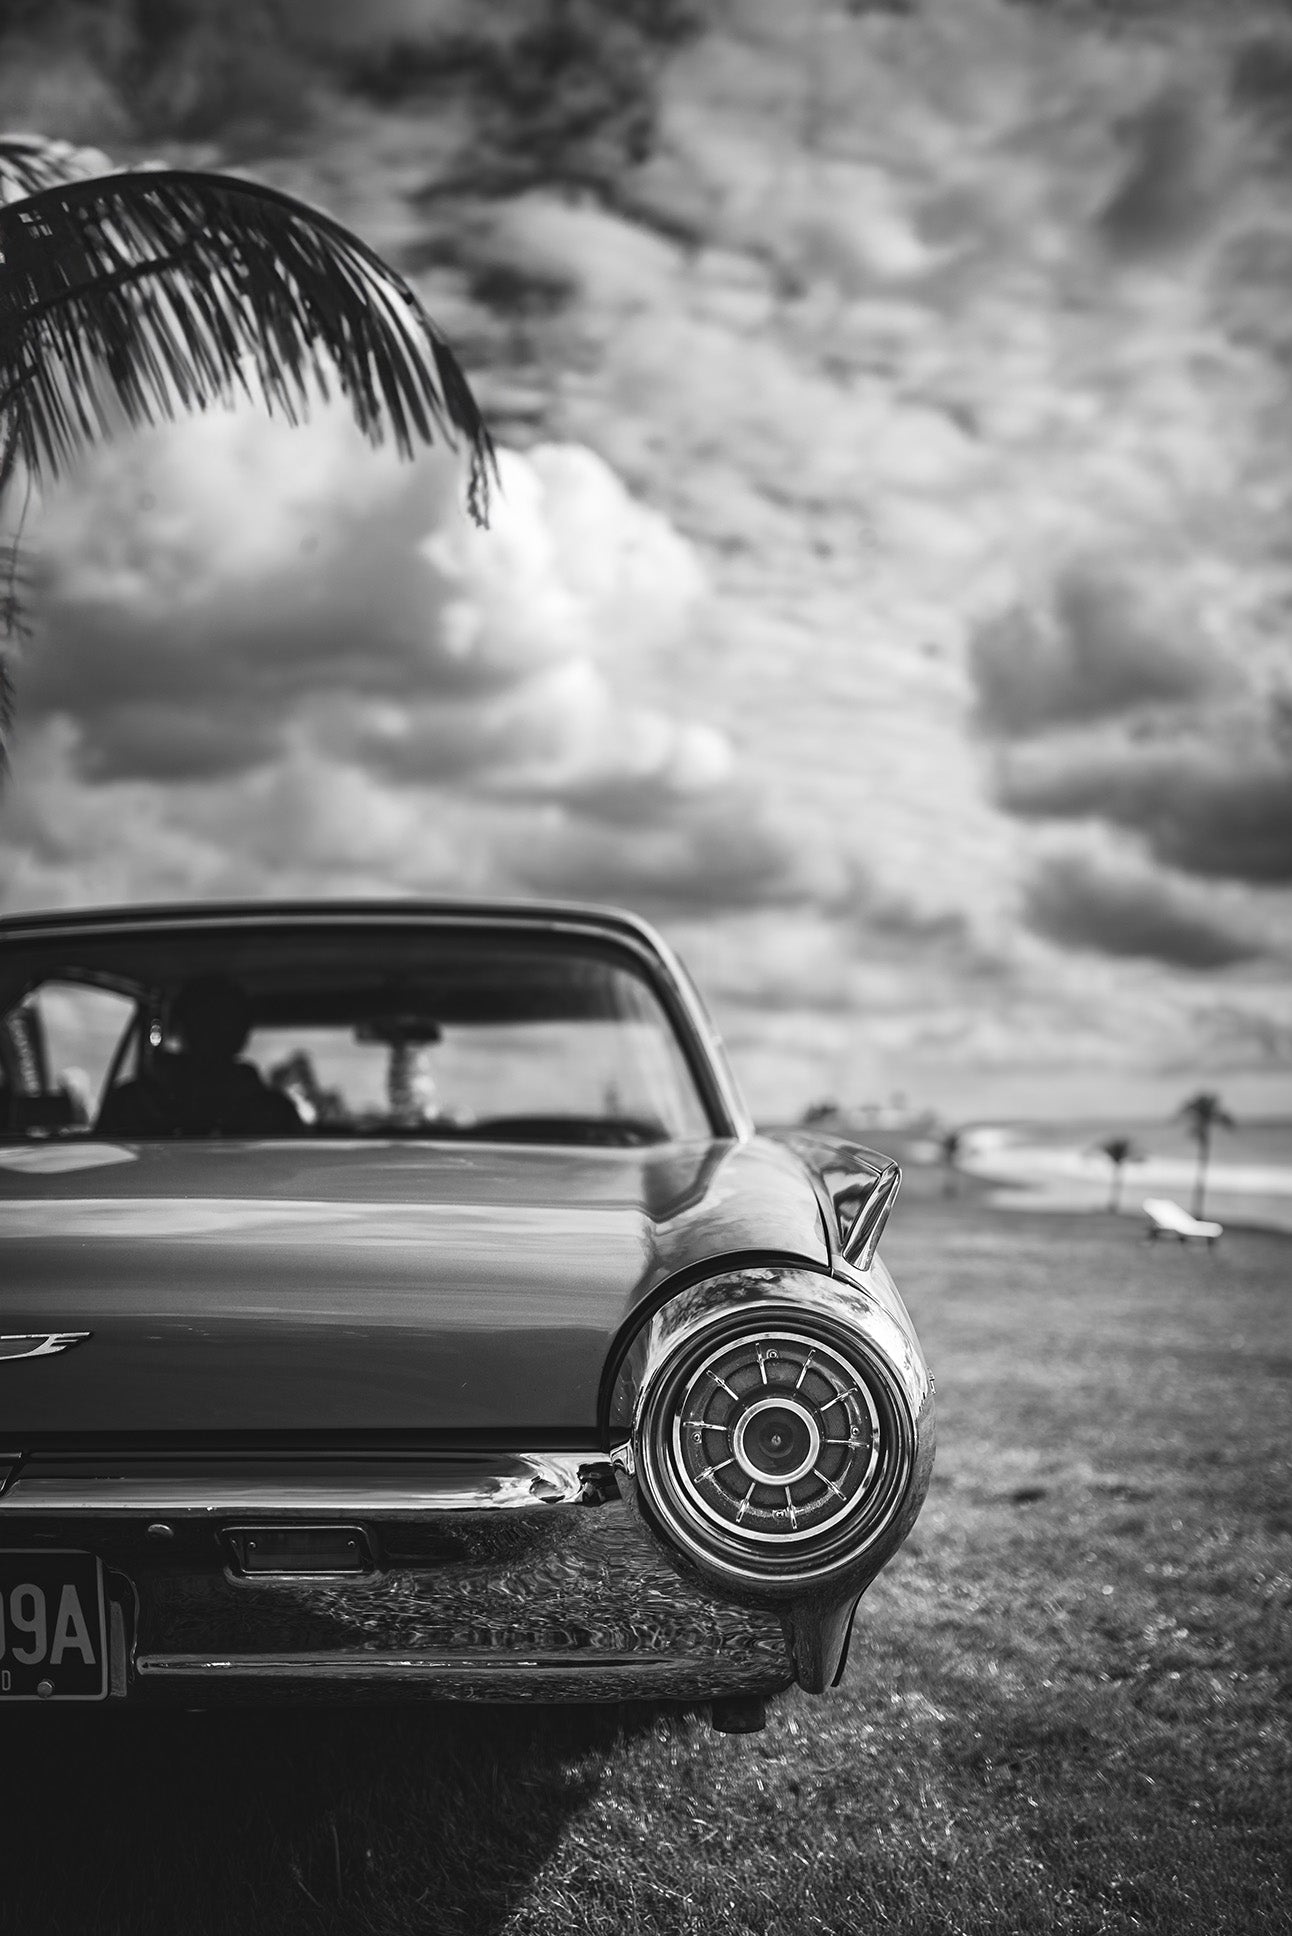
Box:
[123,1501,800,1707]
[0,1137,827,1437]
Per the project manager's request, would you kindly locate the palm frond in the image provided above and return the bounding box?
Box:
[0,534,33,774]
[0,133,117,205]
[0,168,496,526]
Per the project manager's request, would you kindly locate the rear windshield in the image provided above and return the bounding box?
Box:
[0,924,716,1146]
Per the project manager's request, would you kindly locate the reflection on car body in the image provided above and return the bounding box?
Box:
[0,900,933,1731]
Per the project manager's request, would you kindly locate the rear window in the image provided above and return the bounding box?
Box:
[0,924,716,1146]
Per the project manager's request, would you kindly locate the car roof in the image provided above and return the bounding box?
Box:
[0,898,670,952]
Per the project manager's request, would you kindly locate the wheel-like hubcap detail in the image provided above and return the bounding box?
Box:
[731,1396,821,1484]
[669,1330,882,1544]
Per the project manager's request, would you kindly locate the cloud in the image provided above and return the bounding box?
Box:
[499,793,848,919]
[6,402,839,935]
[1000,727,1292,884]
[1021,847,1262,969]
[21,407,461,782]
[1097,86,1234,258]
[969,565,1221,740]
[679,912,861,1017]
[344,655,733,808]
[7,0,1292,1122]
[20,411,721,817]
[1180,998,1292,1073]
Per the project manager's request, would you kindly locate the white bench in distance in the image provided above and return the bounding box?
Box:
[1143,1197,1223,1245]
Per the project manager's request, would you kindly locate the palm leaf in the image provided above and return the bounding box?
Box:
[0,133,118,205]
[0,162,495,772]
[0,167,496,523]
[0,534,31,731]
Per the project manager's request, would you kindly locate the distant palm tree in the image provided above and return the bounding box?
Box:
[1093,1135,1141,1213]
[1177,1092,1235,1221]
[0,133,495,756]
[939,1127,962,1198]
[800,1099,840,1126]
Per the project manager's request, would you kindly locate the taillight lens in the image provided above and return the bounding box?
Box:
[672,1330,878,1539]
[634,1311,913,1588]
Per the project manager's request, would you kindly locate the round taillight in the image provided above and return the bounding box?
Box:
[674,1332,879,1542]
[634,1313,913,1587]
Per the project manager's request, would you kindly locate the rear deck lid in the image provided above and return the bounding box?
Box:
[0,1137,827,1437]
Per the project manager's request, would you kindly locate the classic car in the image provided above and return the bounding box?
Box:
[0,899,933,1732]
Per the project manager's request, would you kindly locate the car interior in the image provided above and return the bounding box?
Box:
[0,928,715,1145]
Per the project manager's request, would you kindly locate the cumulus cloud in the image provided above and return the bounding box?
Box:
[1097,85,1235,258]
[496,0,1292,1109]
[21,408,462,783]
[969,566,1222,740]
[7,0,1292,1118]
[4,401,830,931]
[24,419,709,800]
[1021,846,1262,969]
[500,793,847,919]
[1000,727,1292,885]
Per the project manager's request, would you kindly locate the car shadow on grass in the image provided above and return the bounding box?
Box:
[0,1701,660,1936]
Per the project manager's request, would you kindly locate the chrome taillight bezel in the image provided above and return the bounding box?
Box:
[629,1295,917,1591]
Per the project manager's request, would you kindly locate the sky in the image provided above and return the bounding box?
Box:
[2,0,1291,1123]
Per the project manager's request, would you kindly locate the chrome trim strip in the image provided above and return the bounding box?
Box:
[128,1646,794,1702]
[0,1452,618,1518]
[136,1651,703,1678]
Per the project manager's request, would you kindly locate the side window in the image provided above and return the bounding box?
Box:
[0,982,138,1136]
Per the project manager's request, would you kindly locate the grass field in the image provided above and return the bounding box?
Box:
[5,1198,1289,1936]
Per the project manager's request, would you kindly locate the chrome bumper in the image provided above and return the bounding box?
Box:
[0,1450,795,1706]
[0,1449,608,1518]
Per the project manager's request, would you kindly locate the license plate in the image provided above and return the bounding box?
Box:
[0,1551,107,1700]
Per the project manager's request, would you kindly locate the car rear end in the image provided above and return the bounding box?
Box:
[0,902,931,1728]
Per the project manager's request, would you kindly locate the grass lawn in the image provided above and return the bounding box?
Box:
[4,1198,1289,1935]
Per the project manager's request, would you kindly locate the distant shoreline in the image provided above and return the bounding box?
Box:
[970,1181,1292,1240]
[944,1118,1292,1238]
